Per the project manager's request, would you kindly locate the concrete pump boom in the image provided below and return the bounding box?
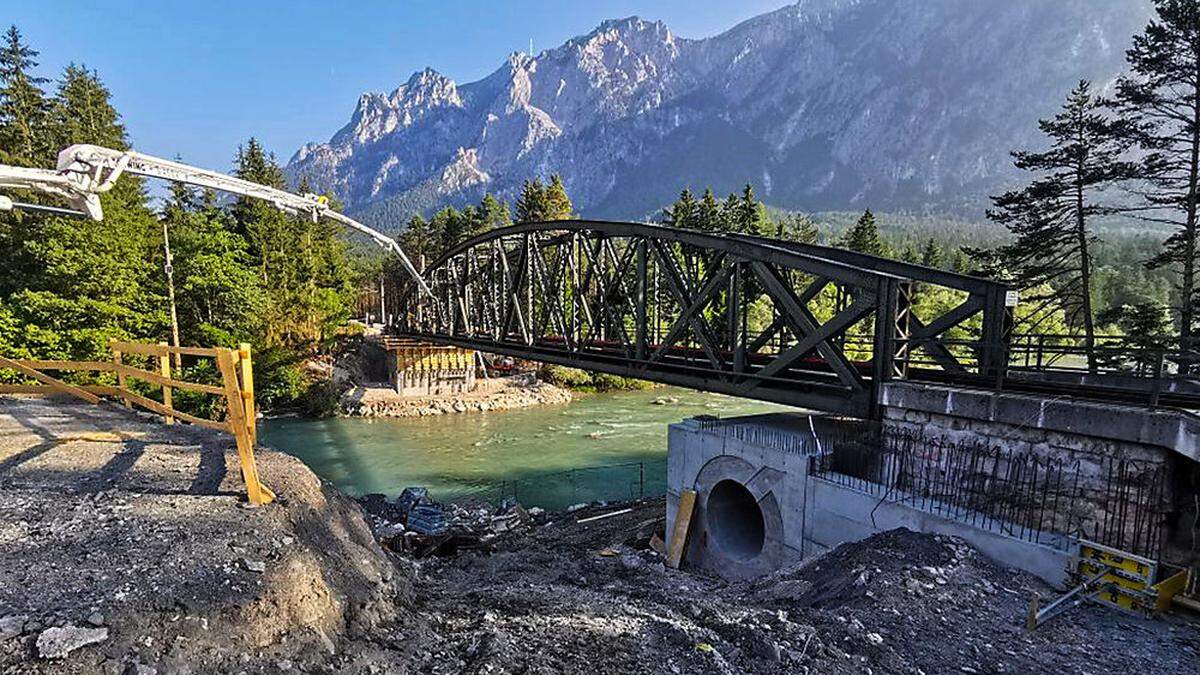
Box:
[0,144,430,297]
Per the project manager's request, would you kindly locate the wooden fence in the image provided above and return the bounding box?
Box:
[0,340,274,505]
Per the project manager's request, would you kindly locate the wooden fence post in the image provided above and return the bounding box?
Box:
[110,339,131,409]
[238,343,256,445]
[158,341,174,424]
[216,347,273,506]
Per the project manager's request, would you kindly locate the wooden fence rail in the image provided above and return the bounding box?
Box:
[0,340,274,505]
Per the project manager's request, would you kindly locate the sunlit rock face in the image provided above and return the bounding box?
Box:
[286,0,1150,228]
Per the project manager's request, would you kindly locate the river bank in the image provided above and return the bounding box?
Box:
[339,376,573,418]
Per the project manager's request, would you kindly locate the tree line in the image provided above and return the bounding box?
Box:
[0,26,358,412]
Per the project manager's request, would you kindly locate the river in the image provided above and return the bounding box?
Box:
[259,387,792,510]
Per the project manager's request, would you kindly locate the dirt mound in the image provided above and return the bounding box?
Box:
[0,397,408,674]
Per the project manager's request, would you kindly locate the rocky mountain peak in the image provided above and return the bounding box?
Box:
[287,0,1153,228]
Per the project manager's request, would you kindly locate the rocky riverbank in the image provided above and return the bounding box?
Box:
[340,378,573,418]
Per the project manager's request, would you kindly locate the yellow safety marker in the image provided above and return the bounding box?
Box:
[666,489,697,569]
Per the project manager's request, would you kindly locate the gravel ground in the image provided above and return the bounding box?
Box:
[370,499,1200,675]
[2,396,1198,674]
[0,396,403,674]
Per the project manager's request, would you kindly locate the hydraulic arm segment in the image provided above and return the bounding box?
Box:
[0,144,429,295]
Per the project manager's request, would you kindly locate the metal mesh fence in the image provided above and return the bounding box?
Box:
[811,428,1170,559]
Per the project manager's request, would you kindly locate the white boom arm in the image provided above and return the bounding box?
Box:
[0,144,429,296]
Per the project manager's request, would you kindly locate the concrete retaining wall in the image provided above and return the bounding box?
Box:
[668,413,1076,588]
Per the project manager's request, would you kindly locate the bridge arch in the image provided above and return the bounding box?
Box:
[395,220,1013,417]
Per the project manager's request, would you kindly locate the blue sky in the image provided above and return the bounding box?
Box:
[4,1,787,173]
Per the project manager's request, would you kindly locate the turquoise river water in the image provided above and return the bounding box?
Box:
[259,387,791,510]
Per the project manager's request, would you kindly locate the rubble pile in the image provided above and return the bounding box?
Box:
[356,497,1200,675]
[358,488,549,559]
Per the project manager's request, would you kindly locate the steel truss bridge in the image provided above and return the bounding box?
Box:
[394,220,1200,418]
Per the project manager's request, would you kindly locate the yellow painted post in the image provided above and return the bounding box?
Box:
[666,489,698,569]
[158,341,174,424]
[216,348,274,506]
[238,343,256,445]
[110,339,131,409]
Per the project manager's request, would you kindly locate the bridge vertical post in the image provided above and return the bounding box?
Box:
[636,237,648,362]
[729,260,745,375]
[980,285,1014,383]
[871,278,900,418]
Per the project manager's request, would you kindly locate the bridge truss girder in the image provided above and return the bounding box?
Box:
[397,220,1014,418]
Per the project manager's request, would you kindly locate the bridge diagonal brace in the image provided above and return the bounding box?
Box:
[747,275,830,353]
[530,239,575,350]
[906,295,985,373]
[499,238,531,345]
[650,241,731,370]
[750,262,869,391]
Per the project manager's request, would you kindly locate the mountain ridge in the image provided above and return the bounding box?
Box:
[285,0,1153,230]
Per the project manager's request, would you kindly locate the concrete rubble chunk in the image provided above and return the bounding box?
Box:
[36,625,109,658]
[0,615,27,641]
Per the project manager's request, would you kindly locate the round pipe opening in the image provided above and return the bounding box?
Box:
[705,479,765,561]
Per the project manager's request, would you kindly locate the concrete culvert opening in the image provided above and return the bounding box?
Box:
[706,479,765,561]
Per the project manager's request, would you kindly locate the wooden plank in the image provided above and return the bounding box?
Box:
[216,348,274,506]
[12,360,115,372]
[666,489,697,569]
[0,384,121,396]
[108,340,221,358]
[158,342,174,425]
[110,342,131,409]
[238,343,256,445]
[110,361,224,395]
[117,388,228,431]
[0,356,100,404]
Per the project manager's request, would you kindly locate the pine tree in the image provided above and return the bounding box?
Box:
[1112,0,1200,356]
[49,64,125,149]
[543,174,574,220]
[477,193,511,232]
[774,213,819,244]
[515,178,547,222]
[981,81,1137,372]
[920,238,942,268]
[1097,302,1172,372]
[663,188,699,230]
[0,25,50,165]
[399,214,437,271]
[697,188,723,232]
[732,184,767,235]
[840,210,888,257]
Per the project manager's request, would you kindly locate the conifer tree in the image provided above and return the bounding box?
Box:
[477,193,511,232]
[980,81,1136,371]
[697,188,723,232]
[515,178,547,222]
[49,64,125,149]
[543,174,574,220]
[0,25,49,165]
[774,213,819,244]
[840,210,888,257]
[663,188,699,230]
[1112,0,1200,355]
[920,238,942,268]
[732,184,767,235]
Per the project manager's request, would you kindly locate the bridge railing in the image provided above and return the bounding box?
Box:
[0,340,274,505]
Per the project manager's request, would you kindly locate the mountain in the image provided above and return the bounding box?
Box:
[285,0,1153,230]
